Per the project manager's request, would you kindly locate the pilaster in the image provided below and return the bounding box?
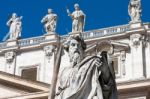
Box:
[5,51,16,74]
[130,33,145,79]
[43,45,56,84]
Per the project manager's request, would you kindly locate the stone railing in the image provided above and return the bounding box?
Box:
[82,24,130,40]
[18,36,45,47]
[60,24,130,42]
[60,35,69,42]
[0,42,7,49]
[0,24,130,49]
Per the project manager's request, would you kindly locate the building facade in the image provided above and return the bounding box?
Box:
[0,0,150,98]
[0,22,150,99]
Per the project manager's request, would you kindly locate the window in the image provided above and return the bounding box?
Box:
[109,55,121,78]
[21,68,37,81]
[112,57,119,74]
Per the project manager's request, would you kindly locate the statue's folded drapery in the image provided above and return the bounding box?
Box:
[55,53,117,99]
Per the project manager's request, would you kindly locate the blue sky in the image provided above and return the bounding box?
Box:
[0,0,149,41]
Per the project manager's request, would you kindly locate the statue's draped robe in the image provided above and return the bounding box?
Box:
[55,54,118,99]
[128,0,141,22]
[8,18,21,39]
[71,10,85,32]
[99,52,118,99]
[41,14,57,32]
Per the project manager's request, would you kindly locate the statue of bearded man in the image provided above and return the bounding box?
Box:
[55,35,118,99]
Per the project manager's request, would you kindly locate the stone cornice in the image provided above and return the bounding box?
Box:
[0,71,49,92]
[6,91,49,99]
[117,78,150,92]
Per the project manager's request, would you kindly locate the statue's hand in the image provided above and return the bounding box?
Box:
[94,57,102,69]
[67,9,70,14]
[20,16,23,19]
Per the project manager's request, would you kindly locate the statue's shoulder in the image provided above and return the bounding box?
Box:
[72,11,76,15]
[82,55,98,62]
[53,13,57,16]
[79,10,85,15]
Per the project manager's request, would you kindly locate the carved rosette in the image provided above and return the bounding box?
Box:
[130,34,142,47]
[5,51,15,63]
[44,45,56,59]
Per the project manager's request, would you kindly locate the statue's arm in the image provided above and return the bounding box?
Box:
[128,3,132,16]
[67,9,75,19]
[6,18,12,26]
[53,14,57,20]
[41,16,47,23]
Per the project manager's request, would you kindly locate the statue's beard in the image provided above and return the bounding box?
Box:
[69,51,81,67]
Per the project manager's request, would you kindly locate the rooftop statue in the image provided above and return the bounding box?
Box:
[6,13,22,40]
[67,4,86,33]
[41,9,57,33]
[53,35,118,99]
[128,0,142,22]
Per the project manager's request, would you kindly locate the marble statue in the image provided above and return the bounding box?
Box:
[55,35,118,99]
[41,9,57,33]
[7,13,22,40]
[128,0,142,22]
[67,4,86,33]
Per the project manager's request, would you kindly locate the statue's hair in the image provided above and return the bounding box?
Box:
[63,35,86,52]
[74,3,79,8]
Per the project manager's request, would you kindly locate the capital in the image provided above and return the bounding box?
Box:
[130,34,142,47]
[5,51,15,63]
[44,45,56,59]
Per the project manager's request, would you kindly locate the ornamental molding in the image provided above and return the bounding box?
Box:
[5,51,15,63]
[130,34,142,47]
[43,45,56,59]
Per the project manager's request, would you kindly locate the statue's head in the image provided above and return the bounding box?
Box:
[12,13,17,18]
[48,9,52,14]
[64,35,86,66]
[74,3,80,11]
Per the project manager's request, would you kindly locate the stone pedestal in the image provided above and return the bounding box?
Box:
[69,31,81,36]
[6,39,18,47]
[129,21,143,29]
[44,32,58,40]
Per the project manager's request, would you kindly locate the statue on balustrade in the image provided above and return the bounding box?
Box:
[54,35,118,99]
[128,0,142,22]
[41,9,57,33]
[67,4,86,33]
[7,13,22,40]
